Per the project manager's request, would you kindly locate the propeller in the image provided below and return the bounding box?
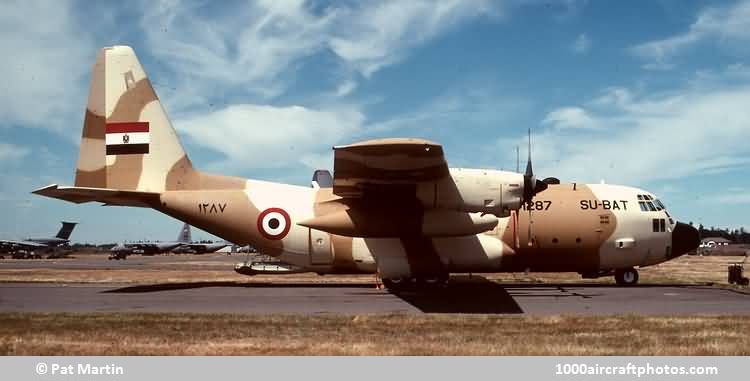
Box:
[521,128,548,207]
[522,128,549,247]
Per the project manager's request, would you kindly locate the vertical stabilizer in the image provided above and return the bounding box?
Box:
[177,223,192,244]
[55,221,78,240]
[74,46,194,192]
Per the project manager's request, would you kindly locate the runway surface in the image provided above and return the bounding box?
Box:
[2,279,750,315]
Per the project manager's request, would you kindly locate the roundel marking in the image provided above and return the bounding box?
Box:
[257,208,291,240]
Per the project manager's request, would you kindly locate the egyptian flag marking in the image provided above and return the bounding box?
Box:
[105,122,150,155]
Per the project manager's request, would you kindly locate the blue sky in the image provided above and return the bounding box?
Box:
[1,0,749,243]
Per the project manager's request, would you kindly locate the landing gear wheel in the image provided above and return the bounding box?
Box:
[615,267,639,286]
[382,278,406,290]
[417,275,449,288]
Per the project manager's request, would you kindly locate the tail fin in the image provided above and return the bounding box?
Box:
[74,46,194,193]
[55,221,77,240]
[177,223,191,243]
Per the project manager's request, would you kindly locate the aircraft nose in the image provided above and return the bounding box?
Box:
[672,222,700,257]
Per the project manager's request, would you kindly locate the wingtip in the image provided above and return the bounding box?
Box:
[31,184,59,195]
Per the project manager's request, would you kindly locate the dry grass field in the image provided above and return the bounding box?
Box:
[0,253,745,286]
[1,313,748,355]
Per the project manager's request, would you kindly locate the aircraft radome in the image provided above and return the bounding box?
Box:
[33,46,700,288]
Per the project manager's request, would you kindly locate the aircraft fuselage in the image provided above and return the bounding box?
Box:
[155,178,697,279]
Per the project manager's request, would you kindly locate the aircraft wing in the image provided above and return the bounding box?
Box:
[332,138,449,198]
[124,243,158,250]
[0,239,49,248]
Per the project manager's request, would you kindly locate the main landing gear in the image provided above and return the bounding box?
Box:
[381,275,449,291]
[614,267,639,286]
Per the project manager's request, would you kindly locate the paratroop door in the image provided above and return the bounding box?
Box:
[309,229,332,265]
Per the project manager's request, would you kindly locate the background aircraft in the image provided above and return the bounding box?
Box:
[118,222,189,255]
[108,223,229,259]
[0,221,77,258]
[34,46,699,288]
[170,223,230,254]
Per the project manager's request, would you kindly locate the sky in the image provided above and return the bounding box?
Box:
[1,0,749,243]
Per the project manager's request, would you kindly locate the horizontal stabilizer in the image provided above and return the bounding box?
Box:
[32,184,160,208]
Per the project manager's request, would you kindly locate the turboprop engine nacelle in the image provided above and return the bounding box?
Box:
[299,209,498,238]
[415,168,525,218]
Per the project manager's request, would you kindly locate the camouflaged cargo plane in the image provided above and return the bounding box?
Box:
[34,46,699,288]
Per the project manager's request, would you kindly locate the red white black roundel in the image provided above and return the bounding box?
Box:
[257,208,291,240]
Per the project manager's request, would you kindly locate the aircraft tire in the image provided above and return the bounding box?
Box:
[614,268,639,286]
[417,275,449,288]
[382,278,407,290]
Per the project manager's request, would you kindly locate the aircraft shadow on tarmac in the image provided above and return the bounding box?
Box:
[387,278,524,314]
[100,277,747,314]
[102,281,375,293]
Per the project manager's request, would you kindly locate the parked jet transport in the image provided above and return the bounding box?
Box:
[0,221,78,258]
[33,46,700,287]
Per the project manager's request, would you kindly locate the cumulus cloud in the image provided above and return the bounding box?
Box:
[334,80,358,97]
[0,0,92,135]
[142,0,499,99]
[176,104,364,170]
[499,72,750,185]
[542,107,597,129]
[631,0,750,68]
[328,0,498,77]
[572,33,591,54]
[138,0,500,172]
[715,193,750,204]
[0,143,30,164]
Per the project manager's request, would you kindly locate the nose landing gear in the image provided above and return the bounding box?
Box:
[615,267,639,286]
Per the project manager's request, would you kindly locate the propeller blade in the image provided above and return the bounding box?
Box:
[521,128,550,207]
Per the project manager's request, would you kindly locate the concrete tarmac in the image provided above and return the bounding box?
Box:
[2,279,749,315]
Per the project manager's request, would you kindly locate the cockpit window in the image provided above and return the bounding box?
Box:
[654,199,665,210]
[637,194,669,213]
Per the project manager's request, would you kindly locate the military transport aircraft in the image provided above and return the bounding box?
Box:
[108,223,229,259]
[115,223,187,256]
[170,223,230,254]
[33,46,699,288]
[0,221,78,258]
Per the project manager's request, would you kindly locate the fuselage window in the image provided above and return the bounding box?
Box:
[659,219,666,232]
[653,219,660,232]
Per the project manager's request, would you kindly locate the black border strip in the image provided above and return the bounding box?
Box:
[106,144,149,155]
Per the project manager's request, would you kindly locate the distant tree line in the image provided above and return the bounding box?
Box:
[689,222,750,244]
